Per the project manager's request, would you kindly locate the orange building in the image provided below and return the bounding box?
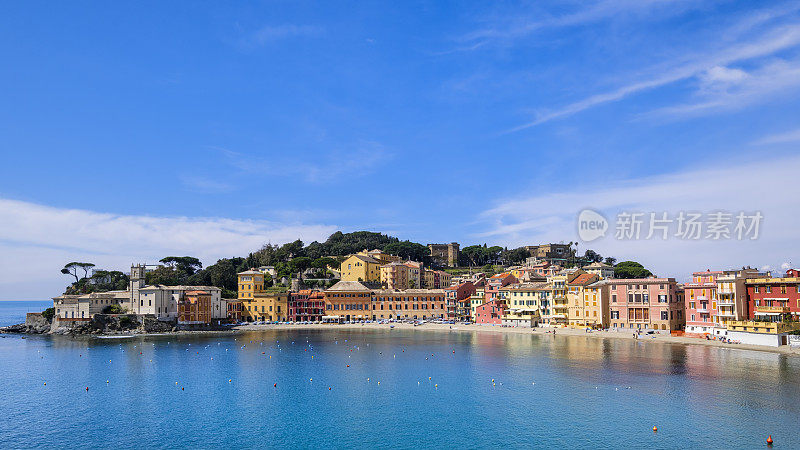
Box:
[178,290,212,325]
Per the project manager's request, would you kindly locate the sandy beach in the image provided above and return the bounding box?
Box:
[234,322,800,356]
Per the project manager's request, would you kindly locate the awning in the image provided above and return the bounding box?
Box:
[322,315,340,319]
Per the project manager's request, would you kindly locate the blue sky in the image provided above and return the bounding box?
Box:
[2,1,800,299]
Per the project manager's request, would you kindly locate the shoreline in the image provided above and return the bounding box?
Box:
[234,322,800,356]
[5,321,799,356]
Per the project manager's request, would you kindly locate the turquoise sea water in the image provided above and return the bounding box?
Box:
[2,314,800,448]
[0,300,51,326]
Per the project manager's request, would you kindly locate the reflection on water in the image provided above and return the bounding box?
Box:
[1,328,799,449]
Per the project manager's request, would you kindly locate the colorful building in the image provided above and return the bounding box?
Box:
[322,280,447,322]
[445,281,476,321]
[745,269,800,321]
[226,299,243,323]
[607,278,684,332]
[547,273,569,326]
[423,269,452,289]
[242,292,288,322]
[178,290,212,325]
[684,270,722,335]
[499,282,549,327]
[289,290,325,322]
[372,289,447,321]
[380,261,410,290]
[357,249,401,266]
[404,261,422,288]
[475,299,506,325]
[567,273,601,327]
[340,254,381,282]
[323,281,374,322]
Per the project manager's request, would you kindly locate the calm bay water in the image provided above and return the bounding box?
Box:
[1,320,799,448]
[0,300,51,327]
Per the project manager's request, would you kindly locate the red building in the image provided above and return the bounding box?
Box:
[289,290,325,322]
[227,300,243,323]
[745,269,800,321]
[445,281,476,320]
[475,299,506,325]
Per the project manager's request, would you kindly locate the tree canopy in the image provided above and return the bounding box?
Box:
[613,261,653,279]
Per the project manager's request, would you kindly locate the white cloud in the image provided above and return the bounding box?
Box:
[647,59,800,118]
[477,155,800,281]
[0,198,336,300]
[701,65,749,85]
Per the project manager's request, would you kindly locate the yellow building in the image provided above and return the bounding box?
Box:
[567,273,601,327]
[499,282,549,327]
[548,274,569,326]
[238,270,266,301]
[238,269,288,322]
[380,262,410,290]
[404,261,422,288]
[357,249,401,266]
[243,292,288,322]
[340,254,381,282]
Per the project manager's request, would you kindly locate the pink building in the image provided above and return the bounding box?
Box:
[684,270,722,335]
[475,299,505,325]
[606,278,684,333]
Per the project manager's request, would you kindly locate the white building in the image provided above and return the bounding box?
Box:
[54,264,224,322]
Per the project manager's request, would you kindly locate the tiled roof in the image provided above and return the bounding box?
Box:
[325,281,373,292]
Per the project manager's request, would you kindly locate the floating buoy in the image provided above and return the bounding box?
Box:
[653,426,657,432]
[85,387,89,391]
[181,387,184,391]
[274,383,277,387]
[310,378,313,382]
[328,387,331,390]
[347,365,350,367]
[377,381,380,385]
[43,383,46,386]
[106,380,109,384]
[491,379,495,383]
[767,435,773,445]
[429,377,431,380]
[228,379,232,383]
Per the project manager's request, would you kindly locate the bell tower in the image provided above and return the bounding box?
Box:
[130,264,146,311]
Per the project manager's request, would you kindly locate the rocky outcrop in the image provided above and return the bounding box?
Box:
[0,313,52,334]
[58,314,175,335]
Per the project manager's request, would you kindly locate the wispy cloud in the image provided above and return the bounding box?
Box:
[179,174,235,194]
[643,59,800,119]
[509,20,800,132]
[477,154,800,280]
[752,127,800,145]
[461,0,700,48]
[219,140,393,183]
[0,198,336,299]
[239,24,323,47]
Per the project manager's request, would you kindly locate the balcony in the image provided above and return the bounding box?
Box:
[696,307,709,313]
[754,306,790,314]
